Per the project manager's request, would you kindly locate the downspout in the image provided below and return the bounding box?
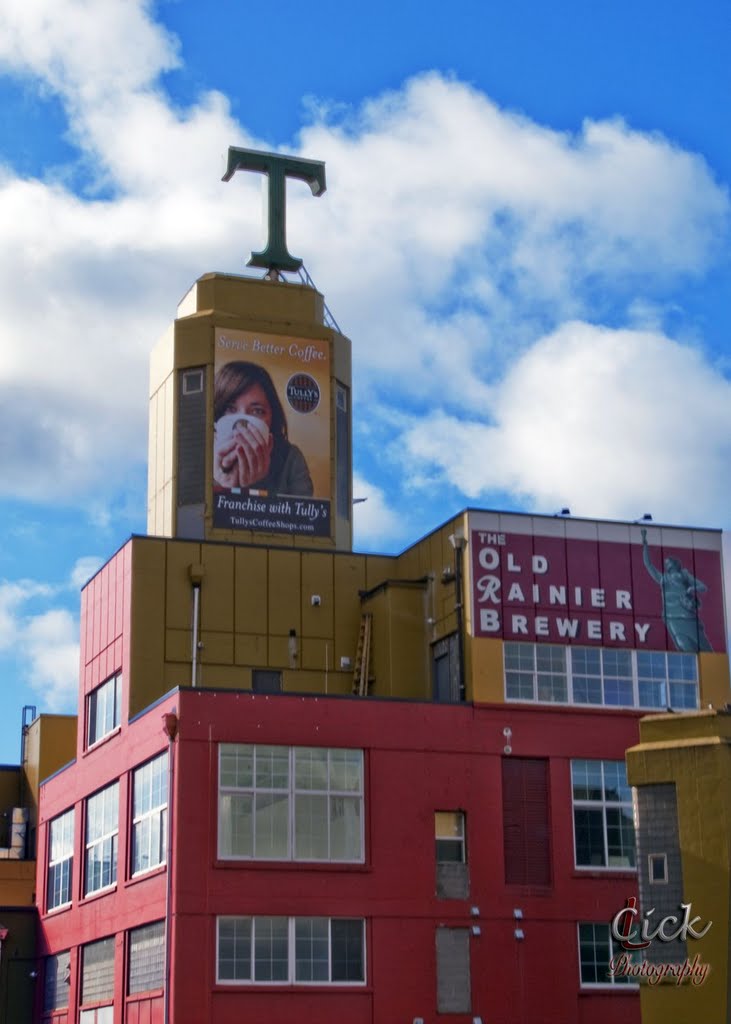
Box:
[189,563,204,688]
[191,584,201,687]
[162,712,178,1024]
[448,526,467,702]
[454,545,466,701]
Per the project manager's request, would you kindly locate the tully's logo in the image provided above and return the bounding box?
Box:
[286,373,320,413]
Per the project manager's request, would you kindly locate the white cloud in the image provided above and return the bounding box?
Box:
[0,1,728,538]
[22,609,79,712]
[352,474,405,550]
[401,322,731,525]
[0,580,54,648]
[0,580,79,711]
[69,556,104,590]
[0,0,179,104]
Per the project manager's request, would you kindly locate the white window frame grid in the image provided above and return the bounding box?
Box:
[85,782,120,896]
[87,673,122,747]
[571,760,635,871]
[131,751,168,876]
[504,642,698,711]
[577,922,639,988]
[47,808,74,911]
[218,745,364,863]
[216,916,366,985]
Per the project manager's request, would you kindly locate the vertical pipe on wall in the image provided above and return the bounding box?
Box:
[449,526,467,702]
[454,547,466,701]
[162,712,178,1024]
[191,584,201,687]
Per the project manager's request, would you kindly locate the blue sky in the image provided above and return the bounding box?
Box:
[0,0,729,759]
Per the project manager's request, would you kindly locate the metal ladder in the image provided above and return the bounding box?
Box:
[353,614,373,696]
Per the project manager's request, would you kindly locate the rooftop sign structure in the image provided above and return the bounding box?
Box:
[223,147,326,273]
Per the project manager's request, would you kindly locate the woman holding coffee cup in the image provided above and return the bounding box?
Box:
[213,361,313,496]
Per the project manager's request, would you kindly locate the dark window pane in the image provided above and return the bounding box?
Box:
[331,919,364,982]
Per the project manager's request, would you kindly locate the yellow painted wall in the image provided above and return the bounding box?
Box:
[0,769,20,817]
[126,525,481,713]
[626,711,731,1024]
[0,717,75,899]
[363,582,430,699]
[698,652,731,708]
[22,715,77,837]
[147,323,175,538]
[0,860,36,906]
[468,637,505,703]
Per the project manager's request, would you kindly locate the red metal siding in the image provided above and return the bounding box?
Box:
[37,687,641,1024]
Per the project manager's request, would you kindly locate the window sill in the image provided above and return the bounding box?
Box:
[84,726,121,756]
[81,883,117,904]
[126,864,167,887]
[579,984,639,993]
[43,901,72,919]
[213,982,370,991]
[572,868,637,879]
[214,858,369,873]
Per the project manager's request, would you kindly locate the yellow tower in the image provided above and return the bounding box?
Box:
[147,272,352,550]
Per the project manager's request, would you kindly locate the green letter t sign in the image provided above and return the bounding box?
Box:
[223,147,327,273]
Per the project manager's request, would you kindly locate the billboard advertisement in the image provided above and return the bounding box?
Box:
[469,514,726,653]
[213,328,331,536]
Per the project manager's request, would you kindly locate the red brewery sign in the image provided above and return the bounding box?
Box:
[469,519,726,653]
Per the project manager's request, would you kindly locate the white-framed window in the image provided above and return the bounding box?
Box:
[128,921,165,994]
[571,760,635,869]
[435,811,466,863]
[218,745,363,863]
[649,852,668,884]
[578,922,638,987]
[216,916,365,985]
[85,783,119,895]
[43,951,70,1011]
[182,368,204,394]
[505,642,698,711]
[132,752,168,876]
[47,808,74,911]
[87,673,122,747]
